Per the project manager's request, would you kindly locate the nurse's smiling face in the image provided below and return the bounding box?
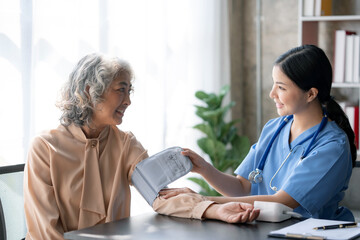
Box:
[269,65,309,116]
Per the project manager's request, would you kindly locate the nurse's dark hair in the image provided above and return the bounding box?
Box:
[275,44,356,167]
[57,53,133,127]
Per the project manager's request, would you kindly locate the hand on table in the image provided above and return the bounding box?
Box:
[205,202,260,223]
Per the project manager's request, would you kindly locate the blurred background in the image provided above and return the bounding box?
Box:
[2,0,359,216]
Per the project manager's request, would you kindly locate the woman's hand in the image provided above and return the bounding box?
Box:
[181,148,209,174]
[204,202,260,223]
[158,187,197,199]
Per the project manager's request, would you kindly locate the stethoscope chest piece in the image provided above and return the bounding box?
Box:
[248,168,263,184]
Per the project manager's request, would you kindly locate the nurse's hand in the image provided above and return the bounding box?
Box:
[158,187,197,199]
[181,148,211,174]
[204,202,260,223]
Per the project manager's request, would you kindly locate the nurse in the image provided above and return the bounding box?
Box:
[155,45,356,221]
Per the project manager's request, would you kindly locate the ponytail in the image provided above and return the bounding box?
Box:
[323,98,357,167]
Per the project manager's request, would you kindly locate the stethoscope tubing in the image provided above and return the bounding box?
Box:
[248,114,328,188]
[257,115,293,170]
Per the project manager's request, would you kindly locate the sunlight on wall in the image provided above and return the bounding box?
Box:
[0,60,23,165]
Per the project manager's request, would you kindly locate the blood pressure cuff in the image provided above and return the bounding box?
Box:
[131,146,193,206]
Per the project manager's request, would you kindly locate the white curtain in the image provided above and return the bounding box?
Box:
[0,0,230,215]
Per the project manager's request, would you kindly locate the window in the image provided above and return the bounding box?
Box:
[0,0,230,215]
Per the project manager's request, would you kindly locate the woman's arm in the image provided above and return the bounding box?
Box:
[207,190,300,209]
[24,137,65,239]
[159,188,299,210]
[153,193,259,223]
[181,149,251,196]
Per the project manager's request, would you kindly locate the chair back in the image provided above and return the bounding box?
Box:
[0,163,27,240]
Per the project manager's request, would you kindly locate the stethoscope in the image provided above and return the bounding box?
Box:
[248,113,328,192]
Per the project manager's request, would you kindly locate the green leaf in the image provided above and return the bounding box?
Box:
[224,126,237,144]
[195,91,209,101]
[195,90,221,109]
[195,106,212,122]
[220,120,241,143]
[197,138,226,167]
[198,109,219,127]
[202,109,222,118]
[194,105,209,113]
[218,85,230,103]
[187,177,221,196]
[193,123,215,139]
[205,188,222,196]
[187,177,212,192]
[204,93,220,108]
[217,158,238,172]
[230,135,251,160]
[219,101,235,119]
[213,141,227,167]
[193,85,250,182]
[197,138,215,161]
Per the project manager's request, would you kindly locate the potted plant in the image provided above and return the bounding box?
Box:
[188,85,250,196]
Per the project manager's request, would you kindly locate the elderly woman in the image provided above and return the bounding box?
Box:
[24,54,149,239]
[24,53,259,239]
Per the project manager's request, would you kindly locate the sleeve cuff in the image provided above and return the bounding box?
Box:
[152,193,215,220]
[191,200,215,220]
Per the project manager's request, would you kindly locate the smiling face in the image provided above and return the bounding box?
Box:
[269,65,311,117]
[91,74,132,130]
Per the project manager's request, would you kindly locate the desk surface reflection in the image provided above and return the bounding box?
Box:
[64,213,300,240]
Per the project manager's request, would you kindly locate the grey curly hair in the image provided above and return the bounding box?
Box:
[57,53,133,127]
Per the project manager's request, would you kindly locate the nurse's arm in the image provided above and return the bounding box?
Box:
[206,190,300,209]
[193,165,252,196]
[181,149,251,196]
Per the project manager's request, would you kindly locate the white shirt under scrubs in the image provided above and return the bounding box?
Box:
[235,116,354,221]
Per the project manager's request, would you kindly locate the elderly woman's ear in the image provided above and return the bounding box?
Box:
[85,85,91,100]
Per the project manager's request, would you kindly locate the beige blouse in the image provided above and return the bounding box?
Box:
[24,124,148,239]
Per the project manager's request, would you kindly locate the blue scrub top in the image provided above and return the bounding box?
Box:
[235,116,354,221]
